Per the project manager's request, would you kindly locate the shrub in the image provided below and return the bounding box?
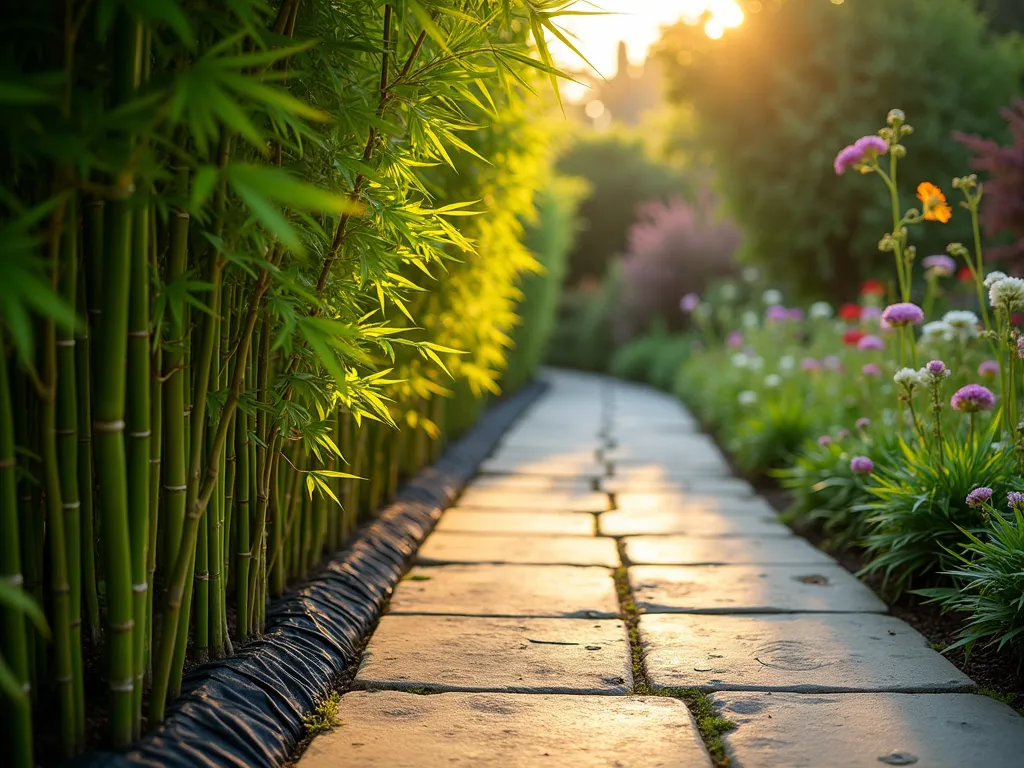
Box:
[656,0,1021,299]
[545,262,622,371]
[609,326,672,382]
[557,129,690,284]
[616,191,740,341]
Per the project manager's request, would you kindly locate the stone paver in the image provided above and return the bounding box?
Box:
[466,474,594,493]
[455,488,610,512]
[609,463,730,481]
[600,509,788,537]
[639,613,973,692]
[435,509,595,536]
[390,565,618,618]
[355,615,632,694]
[613,493,776,516]
[713,692,1024,768]
[600,476,756,496]
[417,532,618,567]
[479,456,607,477]
[630,565,887,614]
[299,691,711,768]
[623,535,837,566]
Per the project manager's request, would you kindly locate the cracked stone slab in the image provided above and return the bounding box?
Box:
[623,535,836,566]
[600,510,787,537]
[630,565,887,614]
[613,493,776,517]
[355,615,632,694]
[417,532,618,567]
[390,565,618,618]
[299,691,711,768]
[639,613,973,692]
[435,510,595,536]
[600,476,756,497]
[479,456,607,478]
[713,692,1024,768]
[466,475,594,493]
[455,489,610,512]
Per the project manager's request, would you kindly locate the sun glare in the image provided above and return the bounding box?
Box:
[549,0,745,76]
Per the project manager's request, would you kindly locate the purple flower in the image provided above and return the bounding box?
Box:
[926,360,947,376]
[922,254,957,276]
[727,331,744,348]
[837,429,851,440]
[766,305,789,322]
[861,305,882,322]
[854,135,888,157]
[818,435,833,446]
[850,456,874,474]
[862,363,882,377]
[786,308,805,321]
[1008,491,1024,511]
[881,302,925,327]
[834,144,864,175]
[823,355,842,371]
[680,293,700,313]
[856,417,871,430]
[857,335,885,352]
[951,384,997,413]
[801,358,822,371]
[978,360,1000,378]
[966,487,994,509]
[1018,336,1024,360]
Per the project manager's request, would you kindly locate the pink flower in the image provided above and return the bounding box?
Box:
[881,302,925,327]
[850,456,874,474]
[680,293,701,313]
[857,335,885,351]
[727,331,744,348]
[855,417,871,430]
[786,308,805,321]
[978,360,1000,379]
[766,305,789,322]
[801,358,822,371]
[854,135,888,157]
[862,363,882,377]
[951,384,996,413]
[861,305,882,322]
[834,144,864,175]
[818,435,833,446]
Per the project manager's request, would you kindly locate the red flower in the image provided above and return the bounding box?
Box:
[958,267,973,283]
[861,279,886,297]
[839,303,862,321]
[1012,313,1024,327]
[843,329,867,346]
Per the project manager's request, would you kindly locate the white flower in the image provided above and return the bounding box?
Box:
[920,321,954,343]
[941,310,979,340]
[762,289,783,306]
[893,367,927,394]
[984,270,1008,289]
[778,355,795,372]
[741,310,759,329]
[737,390,758,406]
[720,283,738,301]
[742,266,760,283]
[809,301,834,320]
[764,374,782,388]
[989,276,1024,312]
[748,356,765,371]
[731,354,749,368]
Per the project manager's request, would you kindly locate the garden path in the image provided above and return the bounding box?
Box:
[298,370,1024,767]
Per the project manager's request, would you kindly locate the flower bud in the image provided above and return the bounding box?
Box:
[887,108,905,126]
[892,144,907,158]
[947,242,969,259]
[900,124,914,136]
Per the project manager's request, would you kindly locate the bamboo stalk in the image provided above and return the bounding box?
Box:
[0,342,33,767]
[43,195,77,758]
[56,190,86,751]
[78,201,102,646]
[234,395,250,642]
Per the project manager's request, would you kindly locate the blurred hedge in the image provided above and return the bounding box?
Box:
[656,0,1021,299]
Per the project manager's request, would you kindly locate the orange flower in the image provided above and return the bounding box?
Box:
[917,182,952,223]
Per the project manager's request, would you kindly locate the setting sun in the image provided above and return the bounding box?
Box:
[549,0,745,75]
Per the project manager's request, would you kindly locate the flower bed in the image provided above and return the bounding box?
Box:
[630,110,1024,688]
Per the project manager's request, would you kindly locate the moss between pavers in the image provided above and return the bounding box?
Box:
[612,563,736,768]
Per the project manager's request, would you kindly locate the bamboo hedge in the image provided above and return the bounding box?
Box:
[0,0,581,762]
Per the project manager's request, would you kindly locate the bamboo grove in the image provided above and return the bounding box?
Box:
[0,0,582,762]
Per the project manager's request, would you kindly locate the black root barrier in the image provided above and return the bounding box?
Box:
[77,381,546,768]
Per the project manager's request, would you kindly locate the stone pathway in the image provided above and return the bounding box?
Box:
[299,370,1024,767]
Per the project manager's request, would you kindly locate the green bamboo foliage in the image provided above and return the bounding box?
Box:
[0,0,578,761]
